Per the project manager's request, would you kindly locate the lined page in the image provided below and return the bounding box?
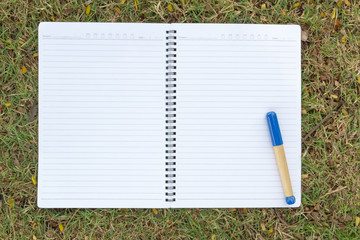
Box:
[172,24,301,208]
[38,23,167,208]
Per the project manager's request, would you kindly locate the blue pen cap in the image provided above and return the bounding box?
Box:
[266,112,283,146]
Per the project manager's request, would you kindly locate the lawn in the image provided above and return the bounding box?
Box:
[1,0,360,239]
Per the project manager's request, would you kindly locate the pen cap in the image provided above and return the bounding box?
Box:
[266,111,283,146]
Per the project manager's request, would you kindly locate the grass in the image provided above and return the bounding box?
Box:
[1,0,360,239]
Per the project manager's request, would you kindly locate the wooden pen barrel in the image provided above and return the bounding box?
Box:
[273,145,293,197]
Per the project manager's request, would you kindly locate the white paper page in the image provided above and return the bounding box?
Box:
[172,24,301,208]
[38,23,167,208]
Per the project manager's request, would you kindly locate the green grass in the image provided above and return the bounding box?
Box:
[1,0,360,239]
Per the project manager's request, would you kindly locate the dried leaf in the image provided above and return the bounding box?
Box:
[121,0,126,3]
[0,164,5,171]
[5,102,11,107]
[261,3,266,9]
[134,0,138,10]
[321,12,326,18]
[342,109,349,116]
[152,208,158,215]
[356,217,360,227]
[9,198,14,209]
[301,109,307,114]
[260,221,266,231]
[63,7,73,16]
[85,5,91,15]
[19,40,24,45]
[33,53,38,57]
[330,94,338,99]
[358,77,360,84]
[301,174,309,179]
[301,31,308,41]
[27,101,38,122]
[33,235,37,240]
[167,4,174,12]
[267,228,273,233]
[344,0,351,6]
[211,234,216,240]
[341,36,346,43]
[335,20,341,30]
[114,7,121,14]
[292,2,300,8]
[182,0,185,6]
[281,9,286,15]
[331,10,336,19]
[59,224,64,232]
[32,176,37,185]
[21,66,27,73]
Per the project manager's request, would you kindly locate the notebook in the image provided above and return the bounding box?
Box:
[38,23,301,208]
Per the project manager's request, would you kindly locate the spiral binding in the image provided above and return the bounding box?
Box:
[165,29,177,203]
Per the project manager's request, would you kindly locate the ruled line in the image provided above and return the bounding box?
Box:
[177,67,297,70]
[43,72,162,75]
[178,191,284,194]
[42,95,162,97]
[42,112,162,114]
[42,100,162,102]
[45,60,163,63]
[42,151,162,153]
[179,73,297,75]
[42,192,161,194]
[43,49,162,52]
[41,198,162,200]
[42,117,162,120]
[178,39,297,42]
[43,37,163,41]
[42,90,163,92]
[176,198,282,200]
[42,163,162,165]
[43,43,162,46]
[42,186,162,188]
[42,66,162,69]
[43,77,162,80]
[43,55,163,58]
[43,180,161,182]
[178,90,297,92]
[178,56,297,59]
[180,50,296,53]
[179,44,297,47]
[43,83,163,86]
[42,174,160,176]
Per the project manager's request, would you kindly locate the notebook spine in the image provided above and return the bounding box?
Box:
[165,29,177,203]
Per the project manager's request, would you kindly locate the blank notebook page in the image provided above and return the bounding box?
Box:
[38,23,167,208]
[173,24,301,208]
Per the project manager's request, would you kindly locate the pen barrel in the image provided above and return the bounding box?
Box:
[273,145,293,197]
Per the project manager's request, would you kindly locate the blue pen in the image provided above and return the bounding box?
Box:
[266,111,295,205]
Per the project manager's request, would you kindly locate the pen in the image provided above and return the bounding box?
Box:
[266,111,295,205]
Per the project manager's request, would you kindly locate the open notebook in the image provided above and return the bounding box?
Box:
[38,23,301,208]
